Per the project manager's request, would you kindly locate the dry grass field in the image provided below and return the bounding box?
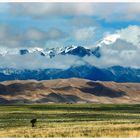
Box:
[0,104,140,137]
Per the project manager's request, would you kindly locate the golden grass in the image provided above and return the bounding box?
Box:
[0,121,139,137]
[0,104,139,137]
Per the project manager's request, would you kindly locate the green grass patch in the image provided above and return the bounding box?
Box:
[0,104,139,137]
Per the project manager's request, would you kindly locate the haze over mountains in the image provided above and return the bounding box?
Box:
[0,78,140,104]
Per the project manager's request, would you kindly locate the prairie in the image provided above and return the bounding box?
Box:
[0,104,139,137]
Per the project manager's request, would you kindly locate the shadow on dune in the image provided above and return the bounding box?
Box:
[0,82,45,95]
[78,81,126,98]
[37,93,86,103]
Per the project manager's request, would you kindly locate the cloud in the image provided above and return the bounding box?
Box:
[122,3,140,21]
[83,48,140,68]
[91,3,140,22]
[83,25,140,68]
[0,24,140,69]
[0,24,22,48]
[24,28,47,41]
[77,25,140,68]
[24,28,66,42]
[70,17,99,28]
[0,46,139,70]
[8,3,140,22]
[10,3,94,17]
[0,4,9,13]
[46,28,67,40]
[99,25,140,48]
[117,25,140,48]
[0,54,83,70]
[45,41,64,49]
[73,27,96,41]
[0,24,67,48]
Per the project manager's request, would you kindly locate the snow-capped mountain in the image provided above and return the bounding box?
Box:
[0,32,131,59]
[44,45,99,58]
[60,46,91,57]
[0,45,101,58]
[0,32,139,82]
[96,34,120,47]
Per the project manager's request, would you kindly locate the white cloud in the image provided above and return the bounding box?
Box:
[25,28,47,41]
[83,49,140,68]
[10,3,94,17]
[82,25,140,68]
[117,25,140,48]
[9,3,140,22]
[122,3,140,21]
[47,28,66,40]
[97,25,140,49]
[0,54,83,70]
[73,27,96,41]
[0,25,67,48]
[71,17,98,28]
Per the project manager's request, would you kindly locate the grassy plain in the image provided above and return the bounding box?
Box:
[0,104,139,137]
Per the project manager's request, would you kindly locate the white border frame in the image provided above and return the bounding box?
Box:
[0,0,140,2]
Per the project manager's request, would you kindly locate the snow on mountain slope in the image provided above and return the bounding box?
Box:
[64,45,78,53]
[96,34,120,47]
[0,48,19,56]
[0,45,99,58]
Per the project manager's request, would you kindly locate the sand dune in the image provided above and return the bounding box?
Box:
[0,78,140,104]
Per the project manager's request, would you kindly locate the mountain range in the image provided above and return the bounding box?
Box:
[0,65,140,82]
[0,45,101,58]
[0,33,139,82]
[0,33,120,58]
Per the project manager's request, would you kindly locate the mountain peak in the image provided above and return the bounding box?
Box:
[28,47,44,53]
[65,45,78,53]
[20,49,29,55]
[61,45,91,57]
[97,34,120,47]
